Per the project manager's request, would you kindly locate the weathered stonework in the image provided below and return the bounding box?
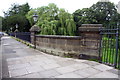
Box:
[31,24,102,59]
[35,35,81,57]
[30,25,40,48]
[79,24,102,58]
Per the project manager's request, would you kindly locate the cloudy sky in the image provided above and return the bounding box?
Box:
[0,0,119,17]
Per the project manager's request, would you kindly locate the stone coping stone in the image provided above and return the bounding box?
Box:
[30,25,40,32]
[36,35,82,39]
[79,24,103,32]
[81,24,102,27]
[79,27,101,32]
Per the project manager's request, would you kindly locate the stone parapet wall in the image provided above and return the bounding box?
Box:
[35,35,99,58]
[30,24,102,59]
[36,35,82,51]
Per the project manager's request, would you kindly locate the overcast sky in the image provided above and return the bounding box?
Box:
[0,0,119,17]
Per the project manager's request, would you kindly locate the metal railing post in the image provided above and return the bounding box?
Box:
[99,27,103,63]
[114,22,119,68]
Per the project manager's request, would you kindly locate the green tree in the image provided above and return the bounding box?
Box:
[73,1,120,28]
[36,3,59,35]
[26,3,77,36]
[0,16,3,31]
[26,3,59,35]
[90,2,119,27]
[19,3,30,15]
[26,9,36,26]
[73,8,97,27]
[58,9,76,36]
[3,3,31,32]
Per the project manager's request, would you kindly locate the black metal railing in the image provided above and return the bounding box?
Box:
[99,25,120,69]
[9,32,31,43]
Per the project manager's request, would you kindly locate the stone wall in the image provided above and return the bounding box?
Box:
[78,24,102,59]
[31,24,102,59]
[35,35,82,57]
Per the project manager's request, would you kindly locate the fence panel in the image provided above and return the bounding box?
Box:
[99,25,120,69]
[9,32,31,43]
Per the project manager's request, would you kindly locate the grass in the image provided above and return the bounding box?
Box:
[11,36,34,48]
[101,37,120,69]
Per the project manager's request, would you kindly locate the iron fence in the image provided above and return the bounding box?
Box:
[9,32,31,42]
[99,25,120,69]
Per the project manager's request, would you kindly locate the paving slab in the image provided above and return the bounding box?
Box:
[43,59,57,64]
[69,63,90,70]
[9,68,28,77]
[29,61,46,66]
[26,66,45,73]
[39,69,61,78]
[55,72,83,78]
[56,60,76,67]
[55,66,77,74]
[15,73,44,78]
[8,63,30,70]
[7,59,22,65]
[107,69,119,75]
[41,63,60,70]
[74,67,101,77]
[93,64,113,71]
[89,71,118,78]
[82,60,101,66]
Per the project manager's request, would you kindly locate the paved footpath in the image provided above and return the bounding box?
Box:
[1,36,119,78]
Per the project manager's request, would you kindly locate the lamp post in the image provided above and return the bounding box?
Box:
[16,24,18,29]
[15,24,18,38]
[30,13,39,49]
[10,27,12,32]
[33,13,38,24]
[10,27,12,36]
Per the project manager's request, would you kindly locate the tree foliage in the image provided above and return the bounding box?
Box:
[3,1,119,35]
[73,2,120,28]
[3,3,31,32]
[58,9,76,35]
[90,2,119,27]
[26,3,76,36]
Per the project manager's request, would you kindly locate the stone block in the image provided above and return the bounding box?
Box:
[26,66,45,73]
[93,64,113,71]
[9,68,28,77]
[89,71,118,78]
[39,69,61,78]
[16,72,44,78]
[74,67,101,77]
[69,63,90,70]
[41,63,60,70]
[55,73,83,78]
[8,63,30,70]
[55,66,77,74]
